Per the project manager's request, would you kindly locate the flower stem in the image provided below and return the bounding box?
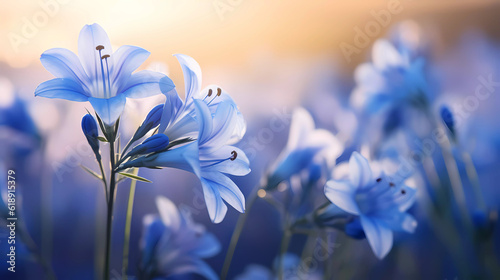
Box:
[97,158,109,204]
[460,150,486,210]
[220,185,260,280]
[121,168,138,280]
[104,139,117,280]
[278,229,292,280]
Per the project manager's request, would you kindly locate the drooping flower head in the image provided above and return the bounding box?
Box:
[35,23,174,124]
[324,152,417,259]
[139,196,220,280]
[121,54,250,223]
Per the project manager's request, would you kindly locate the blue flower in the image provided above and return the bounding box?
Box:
[266,108,343,190]
[34,23,174,124]
[324,152,417,259]
[350,39,429,115]
[121,54,250,223]
[139,196,220,280]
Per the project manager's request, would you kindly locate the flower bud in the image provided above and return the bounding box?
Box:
[81,114,100,160]
[127,134,170,158]
[133,104,164,141]
[440,106,455,136]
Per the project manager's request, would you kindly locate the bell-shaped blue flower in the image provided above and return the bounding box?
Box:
[139,196,220,280]
[81,114,100,160]
[125,134,169,158]
[324,152,417,259]
[34,23,175,124]
[121,55,250,223]
[266,107,343,190]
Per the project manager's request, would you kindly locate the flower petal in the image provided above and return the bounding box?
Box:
[158,88,184,134]
[372,39,403,70]
[120,70,170,99]
[286,107,315,150]
[199,86,246,144]
[324,179,360,215]
[78,23,113,81]
[35,78,89,101]
[349,152,373,189]
[202,146,250,176]
[156,196,181,231]
[202,171,245,213]
[200,180,228,223]
[174,54,202,102]
[203,101,238,151]
[88,95,126,124]
[40,48,91,91]
[360,215,393,259]
[193,99,213,144]
[193,232,221,258]
[111,45,150,88]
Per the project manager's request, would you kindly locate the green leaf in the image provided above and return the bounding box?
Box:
[80,165,102,180]
[98,136,108,142]
[118,172,152,183]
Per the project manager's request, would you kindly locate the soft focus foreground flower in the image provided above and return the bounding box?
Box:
[139,196,220,280]
[35,23,174,124]
[324,152,417,259]
[266,107,343,190]
[122,54,250,223]
[350,39,429,115]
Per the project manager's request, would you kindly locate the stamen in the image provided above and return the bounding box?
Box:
[389,182,395,187]
[207,89,213,97]
[376,178,382,182]
[230,150,237,161]
[102,55,112,96]
[97,48,107,98]
[401,189,406,195]
[217,87,222,96]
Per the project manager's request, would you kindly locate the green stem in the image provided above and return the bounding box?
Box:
[220,185,260,280]
[97,158,109,204]
[104,140,117,280]
[121,168,138,280]
[460,150,486,210]
[278,229,292,280]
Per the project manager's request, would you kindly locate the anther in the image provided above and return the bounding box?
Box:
[389,182,395,187]
[208,89,213,97]
[376,178,382,182]
[101,54,110,59]
[230,150,237,161]
[217,88,222,96]
[401,189,406,195]
[96,45,105,50]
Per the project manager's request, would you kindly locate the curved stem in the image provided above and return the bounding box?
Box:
[104,140,117,280]
[220,185,260,280]
[121,168,138,279]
